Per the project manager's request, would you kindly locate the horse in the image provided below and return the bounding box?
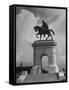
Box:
[34,26,55,40]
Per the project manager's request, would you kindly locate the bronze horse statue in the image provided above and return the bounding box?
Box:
[34,21,55,40]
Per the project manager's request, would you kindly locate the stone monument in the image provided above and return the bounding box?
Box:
[31,20,59,75]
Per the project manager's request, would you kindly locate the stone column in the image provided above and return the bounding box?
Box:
[31,43,42,75]
[48,47,59,73]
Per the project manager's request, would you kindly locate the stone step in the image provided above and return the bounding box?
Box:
[23,73,59,83]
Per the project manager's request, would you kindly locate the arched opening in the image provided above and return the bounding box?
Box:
[41,55,48,73]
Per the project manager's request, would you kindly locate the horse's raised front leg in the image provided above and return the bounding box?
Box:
[36,33,39,38]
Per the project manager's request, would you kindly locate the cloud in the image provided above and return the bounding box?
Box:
[16,9,39,43]
[16,9,39,66]
[16,7,65,24]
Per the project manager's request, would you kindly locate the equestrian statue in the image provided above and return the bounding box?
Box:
[34,20,55,40]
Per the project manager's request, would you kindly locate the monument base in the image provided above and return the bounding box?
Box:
[48,65,59,73]
[32,40,59,75]
[31,65,59,75]
[31,66,41,75]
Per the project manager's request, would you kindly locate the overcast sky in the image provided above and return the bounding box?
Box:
[16,6,66,69]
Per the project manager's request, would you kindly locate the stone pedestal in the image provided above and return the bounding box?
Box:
[31,66,41,75]
[31,40,59,75]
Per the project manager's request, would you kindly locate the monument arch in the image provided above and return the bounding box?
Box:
[31,40,59,75]
[40,55,48,72]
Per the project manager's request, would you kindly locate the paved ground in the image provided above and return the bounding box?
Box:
[17,73,65,83]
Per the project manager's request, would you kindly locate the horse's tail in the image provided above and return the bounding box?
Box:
[50,29,55,35]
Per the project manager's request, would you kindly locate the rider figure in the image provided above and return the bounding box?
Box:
[41,20,49,30]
